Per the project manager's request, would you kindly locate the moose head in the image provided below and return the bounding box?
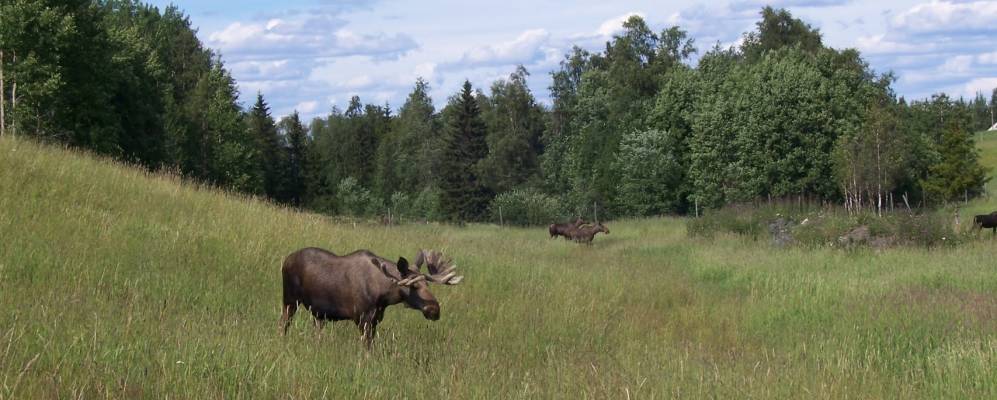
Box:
[394,249,464,320]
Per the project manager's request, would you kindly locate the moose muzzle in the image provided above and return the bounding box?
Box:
[422,303,440,320]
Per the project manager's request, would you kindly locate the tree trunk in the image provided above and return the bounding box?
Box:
[10,50,15,137]
[1,48,5,138]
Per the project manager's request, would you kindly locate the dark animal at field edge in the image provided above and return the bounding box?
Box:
[973,211,997,235]
[568,222,610,245]
[549,217,587,240]
[280,247,463,348]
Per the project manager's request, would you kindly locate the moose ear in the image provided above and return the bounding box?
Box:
[395,257,411,276]
[372,259,394,276]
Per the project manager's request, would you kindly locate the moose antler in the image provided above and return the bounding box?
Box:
[416,249,463,285]
[396,274,425,286]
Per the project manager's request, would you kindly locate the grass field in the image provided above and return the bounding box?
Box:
[1,135,996,399]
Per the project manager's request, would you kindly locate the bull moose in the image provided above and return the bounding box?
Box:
[549,217,586,239]
[973,211,997,235]
[280,247,463,348]
[567,222,609,245]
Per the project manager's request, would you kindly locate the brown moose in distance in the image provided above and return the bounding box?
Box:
[973,211,997,235]
[549,217,586,240]
[280,247,463,348]
[567,221,609,245]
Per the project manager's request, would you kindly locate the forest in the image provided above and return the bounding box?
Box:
[1,1,993,224]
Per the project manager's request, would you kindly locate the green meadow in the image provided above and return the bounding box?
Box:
[1,135,996,399]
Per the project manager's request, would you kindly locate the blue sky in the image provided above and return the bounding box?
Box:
[146,0,997,120]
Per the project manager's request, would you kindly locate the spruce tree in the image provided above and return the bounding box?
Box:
[440,81,491,222]
[248,92,284,199]
[280,112,308,206]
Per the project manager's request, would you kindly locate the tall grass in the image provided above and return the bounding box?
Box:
[1,135,996,398]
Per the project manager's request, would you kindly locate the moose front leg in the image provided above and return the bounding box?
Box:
[356,310,380,349]
[312,316,327,336]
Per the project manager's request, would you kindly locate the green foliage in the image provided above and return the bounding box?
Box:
[741,6,823,60]
[335,176,382,217]
[375,79,439,198]
[478,66,545,193]
[411,185,443,221]
[553,19,697,215]
[489,189,568,226]
[689,42,888,209]
[3,3,996,223]
[542,46,591,195]
[833,92,913,211]
[387,191,412,220]
[248,93,284,199]
[921,123,990,203]
[689,202,963,248]
[614,129,687,215]
[278,112,308,206]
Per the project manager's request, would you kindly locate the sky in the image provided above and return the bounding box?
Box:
[145,0,997,120]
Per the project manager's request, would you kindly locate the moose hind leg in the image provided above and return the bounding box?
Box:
[280,302,297,336]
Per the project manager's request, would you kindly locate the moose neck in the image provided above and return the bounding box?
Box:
[382,285,410,306]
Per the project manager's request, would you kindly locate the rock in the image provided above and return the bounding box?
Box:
[768,217,795,247]
[837,225,870,247]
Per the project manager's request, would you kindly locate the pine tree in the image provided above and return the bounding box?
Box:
[439,81,491,222]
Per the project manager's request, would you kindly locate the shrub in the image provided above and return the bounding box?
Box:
[388,192,412,221]
[689,202,963,248]
[335,177,382,217]
[411,186,443,222]
[687,203,800,239]
[489,189,568,226]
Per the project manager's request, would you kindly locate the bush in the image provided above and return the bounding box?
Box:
[689,202,963,248]
[489,189,568,226]
[686,203,803,239]
[388,192,412,220]
[411,186,443,222]
[335,177,382,217]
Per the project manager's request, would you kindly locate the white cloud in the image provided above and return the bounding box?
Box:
[595,12,644,37]
[731,0,851,11]
[957,77,997,98]
[939,55,974,74]
[206,12,417,61]
[164,0,997,121]
[342,75,374,90]
[459,29,552,66]
[855,33,935,55]
[978,51,997,65]
[892,1,997,34]
[226,60,310,81]
[294,100,319,114]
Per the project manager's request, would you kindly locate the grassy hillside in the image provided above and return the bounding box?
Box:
[1,135,996,399]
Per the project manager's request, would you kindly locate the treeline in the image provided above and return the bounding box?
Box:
[2,2,993,223]
[0,0,276,195]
